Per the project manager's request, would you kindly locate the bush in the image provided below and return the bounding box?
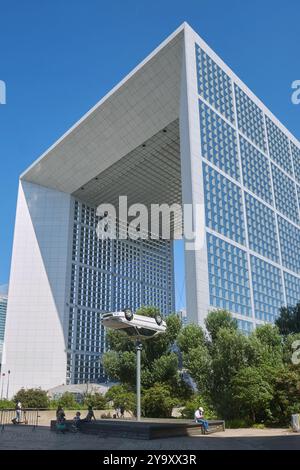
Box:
[13,388,49,408]
[105,385,136,414]
[84,393,107,410]
[0,399,15,410]
[55,392,78,410]
[225,418,251,429]
[142,384,179,418]
[181,396,217,420]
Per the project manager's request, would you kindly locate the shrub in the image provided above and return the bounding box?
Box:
[142,383,179,418]
[181,396,217,420]
[56,392,77,410]
[0,399,15,410]
[13,388,49,408]
[84,393,107,410]
[105,384,136,414]
[225,418,251,429]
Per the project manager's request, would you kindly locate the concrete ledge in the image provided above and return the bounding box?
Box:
[50,419,225,440]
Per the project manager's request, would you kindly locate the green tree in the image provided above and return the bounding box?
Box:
[208,327,256,418]
[282,333,300,364]
[205,309,238,341]
[105,384,136,414]
[232,367,274,423]
[102,309,186,394]
[56,392,77,409]
[271,366,300,424]
[181,395,216,420]
[177,323,206,354]
[252,324,283,368]
[142,383,179,418]
[181,344,212,396]
[84,393,107,410]
[13,388,49,408]
[276,303,300,335]
[0,399,15,410]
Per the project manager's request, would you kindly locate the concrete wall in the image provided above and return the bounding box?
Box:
[1,181,73,397]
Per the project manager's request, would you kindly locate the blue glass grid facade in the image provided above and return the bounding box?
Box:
[291,141,300,183]
[195,42,300,327]
[278,216,300,274]
[237,319,254,336]
[199,100,239,180]
[207,233,252,317]
[239,136,273,205]
[195,45,235,123]
[67,200,174,384]
[234,84,267,153]
[0,296,7,366]
[245,193,279,263]
[251,256,284,323]
[266,116,293,175]
[203,163,245,245]
[271,163,299,225]
[0,296,7,342]
[284,271,300,307]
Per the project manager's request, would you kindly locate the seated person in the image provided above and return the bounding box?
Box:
[83,406,96,422]
[71,411,81,432]
[194,407,209,433]
[56,408,67,434]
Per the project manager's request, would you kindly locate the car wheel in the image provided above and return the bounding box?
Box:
[124,309,133,321]
[155,314,163,325]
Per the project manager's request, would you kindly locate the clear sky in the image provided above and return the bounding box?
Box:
[0,0,299,310]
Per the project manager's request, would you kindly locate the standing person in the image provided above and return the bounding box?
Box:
[194,406,209,434]
[119,405,125,419]
[56,406,66,434]
[84,405,96,422]
[56,406,63,420]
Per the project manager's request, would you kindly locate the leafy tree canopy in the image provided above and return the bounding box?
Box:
[13,388,49,409]
[276,303,300,335]
[205,309,238,341]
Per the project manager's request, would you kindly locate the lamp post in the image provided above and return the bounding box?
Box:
[0,373,5,400]
[101,309,166,423]
[135,340,142,422]
[6,370,10,399]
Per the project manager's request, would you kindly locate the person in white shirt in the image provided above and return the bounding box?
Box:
[194,406,209,433]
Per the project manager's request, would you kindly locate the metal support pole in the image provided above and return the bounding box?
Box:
[136,340,142,422]
[0,374,4,400]
[6,370,10,400]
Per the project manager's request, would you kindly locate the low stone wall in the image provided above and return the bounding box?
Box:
[37,409,131,427]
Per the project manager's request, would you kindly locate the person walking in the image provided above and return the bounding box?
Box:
[12,401,22,424]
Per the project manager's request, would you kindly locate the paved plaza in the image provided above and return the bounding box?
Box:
[0,425,299,450]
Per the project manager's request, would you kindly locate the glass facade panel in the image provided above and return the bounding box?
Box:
[68,200,174,384]
[207,233,252,317]
[234,84,267,152]
[266,116,293,175]
[251,255,284,323]
[196,45,235,123]
[199,100,239,180]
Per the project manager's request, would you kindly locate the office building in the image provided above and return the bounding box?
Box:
[2,23,299,395]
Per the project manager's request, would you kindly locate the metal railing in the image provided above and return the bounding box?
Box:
[0,408,41,431]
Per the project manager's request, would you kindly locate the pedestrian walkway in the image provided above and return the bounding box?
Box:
[0,425,299,450]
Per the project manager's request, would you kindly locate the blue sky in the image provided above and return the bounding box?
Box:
[0,0,299,309]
